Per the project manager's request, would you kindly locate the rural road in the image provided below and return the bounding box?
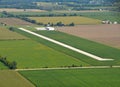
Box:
[15,66,120,71]
[18,28,114,61]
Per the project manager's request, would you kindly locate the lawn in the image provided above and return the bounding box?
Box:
[29,16,101,25]
[34,31,120,65]
[19,68,120,87]
[0,40,88,69]
[0,27,28,40]
[0,70,35,87]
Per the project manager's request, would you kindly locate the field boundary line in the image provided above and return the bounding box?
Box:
[15,66,120,71]
[18,28,114,61]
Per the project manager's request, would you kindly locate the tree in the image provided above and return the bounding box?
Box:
[9,61,17,69]
[69,22,75,26]
[9,27,14,31]
[56,21,64,26]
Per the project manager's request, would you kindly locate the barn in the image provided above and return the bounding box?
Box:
[45,27,55,31]
[35,27,55,31]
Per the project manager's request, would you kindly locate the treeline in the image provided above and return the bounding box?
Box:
[0,56,17,69]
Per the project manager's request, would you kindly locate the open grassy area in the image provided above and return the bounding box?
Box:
[0,40,88,69]
[0,62,8,70]
[0,70,35,87]
[0,27,28,40]
[19,68,120,87]
[34,31,120,65]
[29,16,101,25]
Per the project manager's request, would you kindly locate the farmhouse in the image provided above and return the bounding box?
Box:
[36,27,55,31]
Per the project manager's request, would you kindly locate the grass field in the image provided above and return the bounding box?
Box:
[29,16,101,25]
[0,27,28,40]
[0,62,8,70]
[19,68,120,87]
[0,40,88,68]
[34,31,120,65]
[0,70,35,87]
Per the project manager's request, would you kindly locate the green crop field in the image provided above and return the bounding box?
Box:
[0,27,28,40]
[0,40,88,68]
[34,31,120,65]
[19,68,120,87]
[0,70,35,87]
[29,16,101,25]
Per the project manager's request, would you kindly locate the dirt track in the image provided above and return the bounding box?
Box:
[57,24,120,49]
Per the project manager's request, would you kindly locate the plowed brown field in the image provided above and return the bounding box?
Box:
[57,24,120,49]
[0,18,33,26]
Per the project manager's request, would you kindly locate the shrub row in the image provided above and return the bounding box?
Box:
[0,56,17,69]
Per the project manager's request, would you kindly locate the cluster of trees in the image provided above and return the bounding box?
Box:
[0,56,17,69]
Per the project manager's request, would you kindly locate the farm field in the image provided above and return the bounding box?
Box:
[0,40,88,68]
[15,28,114,66]
[10,11,120,23]
[57,24,120,49]
[0,18,33,26]
[0,70,35,87]
[55,11,120,23]
[19,68,120,87]
[80,11,120,23]
[0,8,45,12]
[11,12,49,16]
[34,30,120,65]
[0,27,28,40]
[29,16,101,25]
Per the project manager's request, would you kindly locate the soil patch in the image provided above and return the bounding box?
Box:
[57,24,120,49]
